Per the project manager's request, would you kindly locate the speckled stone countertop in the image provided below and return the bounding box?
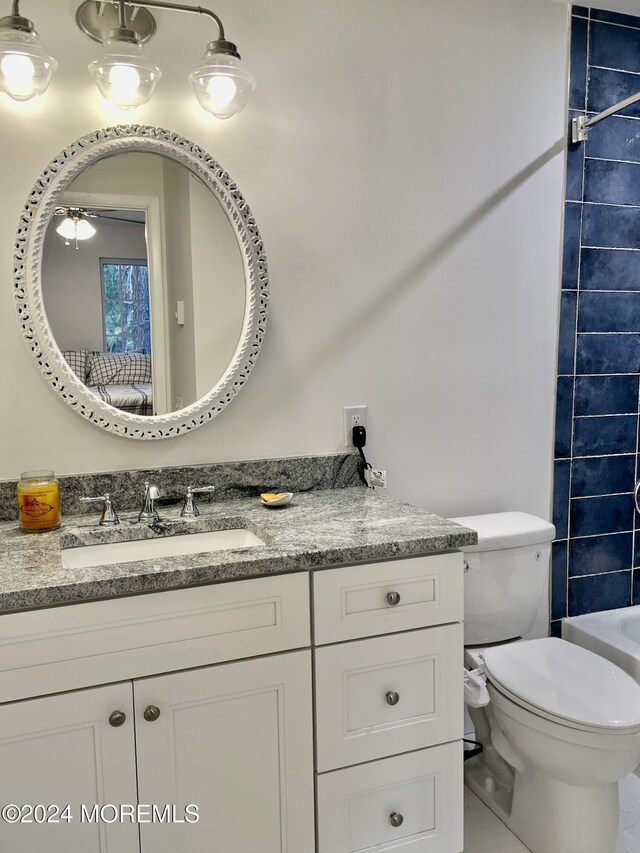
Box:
[0,488,477,613]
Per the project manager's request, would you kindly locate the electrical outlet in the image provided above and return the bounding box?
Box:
[344,406,367,447]
[366,469,387,488]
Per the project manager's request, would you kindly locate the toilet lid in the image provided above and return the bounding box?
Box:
[483,637,640,730]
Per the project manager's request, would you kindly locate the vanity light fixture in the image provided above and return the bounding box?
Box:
[87,0,161,110]
[55,208,97,249]
[77,0,255,118]
[0,0,57,101]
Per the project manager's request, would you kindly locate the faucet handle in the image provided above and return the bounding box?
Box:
[181,485,215,519]
[79,494,119,527]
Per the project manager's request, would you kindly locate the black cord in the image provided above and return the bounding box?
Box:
[463,738,484,761]
[357,446,372,487]
[352,425,373,488]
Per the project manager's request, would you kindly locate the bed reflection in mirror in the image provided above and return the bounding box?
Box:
[41,152,246,416]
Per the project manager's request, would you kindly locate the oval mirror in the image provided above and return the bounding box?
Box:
[14,126,268,440]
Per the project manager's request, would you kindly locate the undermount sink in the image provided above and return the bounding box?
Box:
[61,528,266,570]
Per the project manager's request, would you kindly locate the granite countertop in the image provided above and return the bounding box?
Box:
[0,488,477,613]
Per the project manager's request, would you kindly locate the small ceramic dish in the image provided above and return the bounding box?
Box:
[260,492,294,507]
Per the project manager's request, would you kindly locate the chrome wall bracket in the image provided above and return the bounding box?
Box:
[76,1,157,44]
[570,115,587,144]
[76,0,227,45]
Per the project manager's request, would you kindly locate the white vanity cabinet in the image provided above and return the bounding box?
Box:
[135,650,314,853]
[313,553,465,853]
[0,682,139,853]
[0,550,464,853]
[0,572,314,853]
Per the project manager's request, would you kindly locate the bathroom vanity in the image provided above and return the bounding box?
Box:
[0,487,474,853]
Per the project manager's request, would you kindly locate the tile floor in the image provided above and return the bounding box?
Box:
[464,773,640,853]
[464,786,528,853]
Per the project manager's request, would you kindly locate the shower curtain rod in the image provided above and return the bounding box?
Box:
[571,90,640,142]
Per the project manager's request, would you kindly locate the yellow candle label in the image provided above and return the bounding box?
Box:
[17,483,60,531]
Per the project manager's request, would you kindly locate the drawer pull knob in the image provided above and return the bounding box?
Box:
[109,710,126,728]
[386,591,401,607]
[385,690,400,706]
[144,705,161,722]
[389,812,404,828]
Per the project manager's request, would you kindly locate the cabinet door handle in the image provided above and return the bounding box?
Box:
[389,811,404,828]
[385,690,400,706]
[109,710,127,727]
[143,705,161,722]
[386,591,401,607]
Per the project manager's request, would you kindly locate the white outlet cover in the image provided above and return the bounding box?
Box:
[344,405,367,447]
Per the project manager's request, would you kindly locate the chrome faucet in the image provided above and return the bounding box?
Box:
[79,494,119,526]
[181,485,215,518]
[138,482,161,524]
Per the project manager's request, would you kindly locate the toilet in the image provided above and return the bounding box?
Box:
[451,511,640,853]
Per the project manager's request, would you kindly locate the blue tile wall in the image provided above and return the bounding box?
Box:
[572,414,637,456]
[574,376,639,414]
[562,203,582,288]
[586,116,640,163]
[570,17,589,110]
[588,68,640,118]
[570,494,634,537]
[581,248,640,290]
[576,333,640,373]
[553,8,640,625]
[578,291,640,331]
[581,204,640,248]
[584,160,640,206]
[568,570,632,615]
[571,454,636,496]
[569,532,633,575]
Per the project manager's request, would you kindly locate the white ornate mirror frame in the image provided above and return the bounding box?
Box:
[14,125,268,440]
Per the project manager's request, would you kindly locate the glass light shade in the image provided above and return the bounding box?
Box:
[88,39,161,110]
[0,29,57,101]
[56,216,96,242]
[189,53,255,119]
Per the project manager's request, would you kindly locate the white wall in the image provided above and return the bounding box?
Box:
[189,175,246,399]
[162,157,197,408]
[0,0,568,522]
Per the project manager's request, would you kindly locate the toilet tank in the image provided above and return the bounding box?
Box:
[449,512,555,646]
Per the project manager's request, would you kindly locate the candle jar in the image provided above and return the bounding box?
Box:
[17,470,61,532]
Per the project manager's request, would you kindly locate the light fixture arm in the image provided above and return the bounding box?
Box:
[1,0,37,35]
[571,90,640,142]
[112,0,225,41]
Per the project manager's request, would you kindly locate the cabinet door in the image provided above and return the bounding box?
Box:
[136,650,315,853]
[0,683,138,853]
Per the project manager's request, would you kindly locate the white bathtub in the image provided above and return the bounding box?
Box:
[563,606,640,681]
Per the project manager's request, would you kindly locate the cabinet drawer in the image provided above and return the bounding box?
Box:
[314,624,462,771]
[312,553,463,644]
[316,742,463,853]
[0,573,310,703]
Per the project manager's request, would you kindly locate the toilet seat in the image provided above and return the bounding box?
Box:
[483,637,640,733]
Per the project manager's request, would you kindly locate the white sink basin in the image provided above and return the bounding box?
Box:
[61,529,266,569]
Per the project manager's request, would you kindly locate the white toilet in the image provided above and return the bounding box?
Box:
[452,511,640,853]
